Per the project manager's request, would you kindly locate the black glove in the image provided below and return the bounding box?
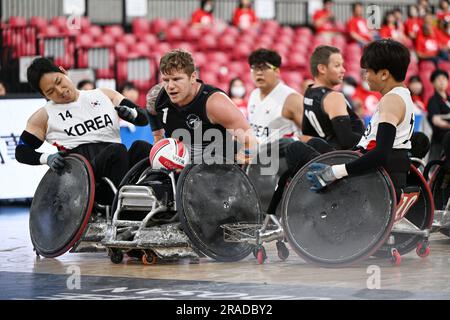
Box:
[47,151,66,173]
[306,163,338,192]
[115,105,137,123]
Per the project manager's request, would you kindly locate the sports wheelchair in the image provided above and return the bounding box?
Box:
[223,150,434,267]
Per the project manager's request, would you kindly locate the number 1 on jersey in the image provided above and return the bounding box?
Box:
[162,107,168,124]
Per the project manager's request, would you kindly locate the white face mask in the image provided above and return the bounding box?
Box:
[342,84,356,97]
[203,3,213,12]
[362,81,371,91]
[231,86,246,98]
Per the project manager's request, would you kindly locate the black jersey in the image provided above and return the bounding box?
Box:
[154,80,231,160]
[302,86,364,148]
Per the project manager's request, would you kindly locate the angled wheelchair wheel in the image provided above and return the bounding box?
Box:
[428,161,450,237]
[374,164,434,257]
[429,161,450,211]
[281,151,396,267]
[177,164,261,262]
[29,154,95,258]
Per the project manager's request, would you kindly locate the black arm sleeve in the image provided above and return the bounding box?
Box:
[345,122,396,175]
[15,131,45,165]
[148,113,164,131]
[331,115,363,149]
[119,98,149,126]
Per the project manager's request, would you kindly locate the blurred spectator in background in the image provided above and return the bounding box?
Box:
[427,69,450,160]
[405,5,423,41]
[393,8,406,36]
[342,76,362,117]
[232,0,258,30]
[228,77,248,118]
[77,79,95,90]
[418,0,432,17]
[408,75,427,112]
[120,82,139,104]
[380,11,400,39]
[312,0,340,41]
[191,0,215,27]
[352,72,381,117]
[0,81,6,96]
[437,0,450,24]
[437,20,450,60]
[346,2,373,46]
[380,10,412,47]
[416,13,449,65]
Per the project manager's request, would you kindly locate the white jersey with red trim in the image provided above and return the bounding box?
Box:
[357,87,414,150]
[44,89,121,150]
[247,82,298,148]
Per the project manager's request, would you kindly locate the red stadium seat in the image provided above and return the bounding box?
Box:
[170,18,188,29]
[277,34,293,46]
[96,68,115,78]
[97,34,115,47]
[198,34,217,51]
[122,34,137,47]
[193,52,207,68]
[202,61,223,74]
[419,60,436,72]
[138,34,158,48]
[77,33,94,48]
[9,16,27,27]
[218,34,235,51]
[222,25,240,38]
[42,25,61,37]
[228,61,246,75]
[117,60,128,82]
[282,71,303,89]
[77,51,89,68]
[79,16,91,31]
[290,43,309,55]
[104,25,124,39]
[279,26,295,37]
[185,26,202,41]
[438,60,450,73]
[238,34,256,46]
[115,42,129,59]
[272,43,289,55]
[233,43,252,60]
[50,16,68,31]
[29,16,48,31]
[206,51,229,65]
[132,17,150,36]
[165,25,184,42]
[261,20,280,31]
[241,27,259,39]
[200,71,218,86]
[153,42,171,53]
[131,42,151,57]
[295,27,313,37]
[86,25,103,39]
[285,53,307,69]
[173,42,195,52]
[150,18,168,35]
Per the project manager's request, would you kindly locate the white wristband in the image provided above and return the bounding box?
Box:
[332,164,348,179]
[39,153,50,165]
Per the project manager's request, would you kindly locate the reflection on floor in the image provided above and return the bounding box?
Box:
[1,206,450,300]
